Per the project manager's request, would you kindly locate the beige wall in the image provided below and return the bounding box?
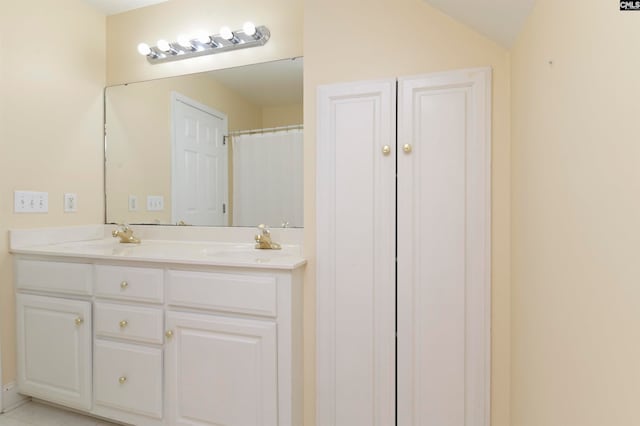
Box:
[511,1,640,425]
[303,0,512,425]
[0,1,106,384]
[262,104,303,128]
[106,74,263,225]
[106,0,303,85]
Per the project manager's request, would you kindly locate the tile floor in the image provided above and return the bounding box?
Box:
[0,401,119,425]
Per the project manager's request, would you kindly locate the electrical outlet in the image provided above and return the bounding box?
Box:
[128,195,138,211]
[64,193,78,212]
[14,191,48,213]
[146,195,164,211]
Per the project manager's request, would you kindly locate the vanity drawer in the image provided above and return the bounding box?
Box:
[95,302,163,344]
[95,265,163,303]
[15,259,92,295]
[94,340,162,419]
[167,270,277,317]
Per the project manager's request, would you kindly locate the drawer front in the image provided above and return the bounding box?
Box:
[94,340,163,419]
[95,265,163,303]
[167,270,277,317]
[16,259,92,295]
[95,302,163,344]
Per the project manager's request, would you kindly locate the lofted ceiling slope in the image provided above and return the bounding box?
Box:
[423,0,535,47]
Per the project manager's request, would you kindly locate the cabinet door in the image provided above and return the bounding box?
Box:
[16,294,92,410]
[316,79,397,426]
[165,311,277,426]
[397,68,491,426]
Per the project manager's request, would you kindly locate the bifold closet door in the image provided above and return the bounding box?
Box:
[316,80,396,426]
[397,68,491,426]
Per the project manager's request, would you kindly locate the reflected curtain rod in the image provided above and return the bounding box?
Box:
[228,124,303,137]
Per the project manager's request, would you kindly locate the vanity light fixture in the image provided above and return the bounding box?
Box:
[137,22,270,64]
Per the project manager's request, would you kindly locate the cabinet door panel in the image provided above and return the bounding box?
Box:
[397,68,491,426]
[165,311,277,426]
[16,294,92,410]
[316,80,397,426]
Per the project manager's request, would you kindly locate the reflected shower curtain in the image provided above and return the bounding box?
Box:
[232,129,303,228]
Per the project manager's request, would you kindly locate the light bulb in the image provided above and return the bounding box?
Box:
[219,26,234,40]
[242,22,256,37]
[157,39,171,52]
[137,43,151,56]
[177,34,193,48]
[196,31,211,44]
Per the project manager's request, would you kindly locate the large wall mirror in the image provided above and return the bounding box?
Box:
[105,57,303,228]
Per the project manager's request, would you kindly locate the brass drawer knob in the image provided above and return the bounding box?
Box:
[165,330,173,339]
[403,143,413,153]
[120,281,129,289]
[118,376,127,385]
[75,317,84,326]
[119,320,128,329]
[382,145,391,156]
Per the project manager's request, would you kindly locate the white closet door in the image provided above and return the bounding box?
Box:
[316,80,396,426]
[397,68,491,426]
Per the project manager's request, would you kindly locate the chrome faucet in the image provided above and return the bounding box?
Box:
[112,224,141,244]
[254,224,281,250]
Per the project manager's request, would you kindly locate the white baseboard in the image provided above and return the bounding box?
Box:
[2,382,30,413]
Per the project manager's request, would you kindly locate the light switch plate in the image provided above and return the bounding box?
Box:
[147,195,164,211]
[14,191,48,213]
[64,193,78,212]
[128,195,138,211]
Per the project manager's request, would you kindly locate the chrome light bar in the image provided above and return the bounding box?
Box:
[137,24,270,65]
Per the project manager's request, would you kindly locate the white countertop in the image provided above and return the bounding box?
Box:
[10,226,306,270]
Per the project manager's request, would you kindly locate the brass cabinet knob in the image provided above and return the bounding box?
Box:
[165,330,173,339]
[119,320,128,329]
[75,317,84,326]
[403,143,413,153]
[118,376,127,384]
[120,281,129,289]
[382,145,391,156]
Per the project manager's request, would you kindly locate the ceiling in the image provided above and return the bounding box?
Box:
[210,58,303,107]
[423,0,535,47]
[84,0,168,15]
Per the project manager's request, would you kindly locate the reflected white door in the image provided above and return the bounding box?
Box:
[172,93,228,226]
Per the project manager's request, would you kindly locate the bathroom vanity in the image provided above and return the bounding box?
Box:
[10,225,305,426]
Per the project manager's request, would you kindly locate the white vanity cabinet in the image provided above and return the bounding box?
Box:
[15,258,93,411]
[16,293,92,411]
[13,250,304,426]
[92,264,165,426]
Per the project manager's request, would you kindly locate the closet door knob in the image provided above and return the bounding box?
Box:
[403,143,413,154]
[120,281,129,289]
[118,376,127,385]
[119,320,128,328]
[166,330,174,339]
[74,317,84,326]
[382,145,391,156]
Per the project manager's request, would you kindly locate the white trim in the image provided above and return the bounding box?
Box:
[170,92,229,225]
[1,382,29,413]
